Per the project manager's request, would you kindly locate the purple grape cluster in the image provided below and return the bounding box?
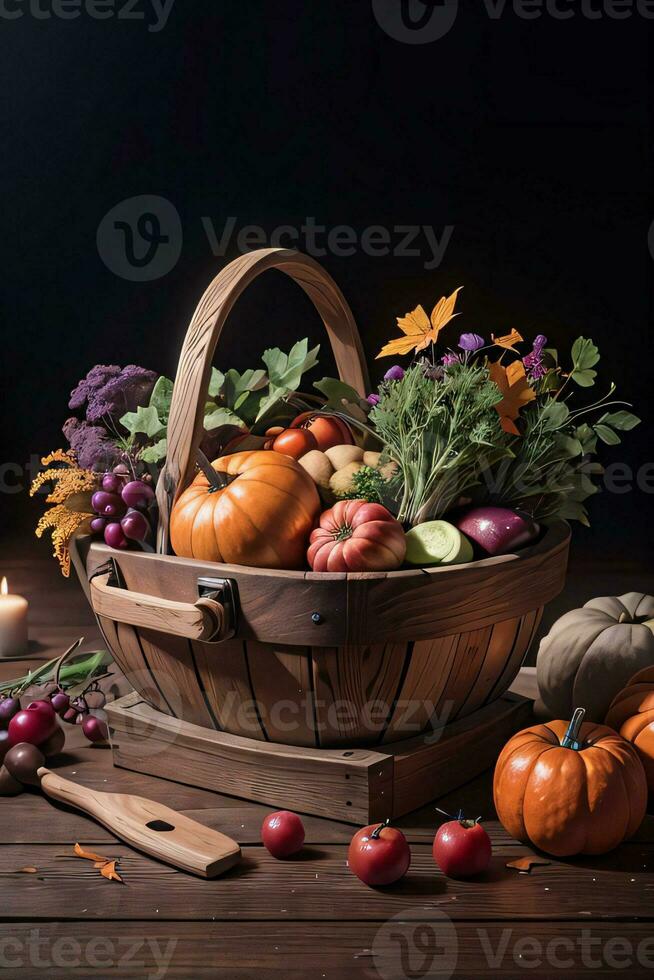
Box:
[50,688,108,743]
[90,464,155,550]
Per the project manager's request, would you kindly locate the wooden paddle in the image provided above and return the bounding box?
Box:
[36,766,241,878]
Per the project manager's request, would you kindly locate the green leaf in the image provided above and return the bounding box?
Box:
[313,377,363,411]
[149,376,174,422]
[140,438,167,463]
[594,423,621,446]
[544,347,558,363]
[570,337,599,387]
[574,422,598,454]
[222,368,268,422]
[598,410,640,432]
[203,407,243,430]
[208,368,225,398]
[540,399,570,430]
[557,498,590,526]
[554,434,583,458]
[540,370,560,393]
[120,405,165,439]
[262,339,320,394]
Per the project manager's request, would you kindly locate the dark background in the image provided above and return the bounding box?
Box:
[1,0,652,570]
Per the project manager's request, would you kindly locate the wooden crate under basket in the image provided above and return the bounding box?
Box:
[106,689,533,824]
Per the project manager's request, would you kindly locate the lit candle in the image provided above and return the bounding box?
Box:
[0,577,28,657]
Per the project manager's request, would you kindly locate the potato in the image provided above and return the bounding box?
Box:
[324,444,364,470]
[329,461,364,496]
[362,451,398,482]
[298,450,334,492]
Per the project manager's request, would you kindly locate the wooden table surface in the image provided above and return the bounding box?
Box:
[2,556,654,979]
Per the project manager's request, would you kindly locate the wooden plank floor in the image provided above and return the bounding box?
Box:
[1,556,654,978]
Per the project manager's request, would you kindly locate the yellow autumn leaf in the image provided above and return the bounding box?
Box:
[491,329,524,352]
[488,359,536,435]
[430,287,462,340]
[376,288,462,359]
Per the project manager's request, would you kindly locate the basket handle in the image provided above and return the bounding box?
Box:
[89,572,227,642]
[156,247,369,552]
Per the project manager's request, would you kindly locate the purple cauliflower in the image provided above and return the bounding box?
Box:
[63,418,121,472]
[367,393,381,406]
[69,365,121,412]
[69,364,157,423]
[383,365,405,382]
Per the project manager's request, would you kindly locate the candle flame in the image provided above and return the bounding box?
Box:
[0,577,7,596]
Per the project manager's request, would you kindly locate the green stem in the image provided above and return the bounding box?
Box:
[561,707,586,750]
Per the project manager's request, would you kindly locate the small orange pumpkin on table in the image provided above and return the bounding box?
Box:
[493,708,647,857]
[606,665,654,789]
[170,450,320,569]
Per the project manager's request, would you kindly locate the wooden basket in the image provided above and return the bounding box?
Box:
[75,248,570,750]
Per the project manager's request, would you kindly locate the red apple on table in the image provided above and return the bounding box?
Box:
[7,702,58,747]
[455,506,539,557]
[348,819,411,886]
[261,810,305,858]
[433,813,492,878]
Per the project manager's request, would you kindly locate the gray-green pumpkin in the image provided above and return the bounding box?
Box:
[537,593,654,722]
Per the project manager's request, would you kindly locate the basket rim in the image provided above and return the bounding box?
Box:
[83,520,570,583]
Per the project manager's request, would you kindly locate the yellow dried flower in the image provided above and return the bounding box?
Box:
[30,450,97,503]
[35,506,91,577]
[31,449,98,576]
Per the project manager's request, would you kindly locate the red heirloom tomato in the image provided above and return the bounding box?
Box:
[348,819,411,887]
[261,810,305,858]
[272,428,318,460]
[433,813,492,878]
[291,411,354,452]
[308,500,406,572]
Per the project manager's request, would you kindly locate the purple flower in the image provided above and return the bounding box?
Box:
[383,365,405,382]
[523,335,548,381]
[367,393,381,406]
[69,364,157,423]
[441,353,461,367]
[458,332,485,352]
[63,418,121,471]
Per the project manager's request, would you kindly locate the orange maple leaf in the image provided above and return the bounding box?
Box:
[491,329,524,352]
[74,843,112,863]
[100,860,123,883]
[376,287,462,359]
[488,359,536,435]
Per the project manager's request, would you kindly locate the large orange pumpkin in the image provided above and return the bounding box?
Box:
[493,711,647,857]
[170,450,320,569]
[606,665,654,789]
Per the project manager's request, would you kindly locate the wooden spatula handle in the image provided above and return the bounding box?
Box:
[37,768,241,878]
